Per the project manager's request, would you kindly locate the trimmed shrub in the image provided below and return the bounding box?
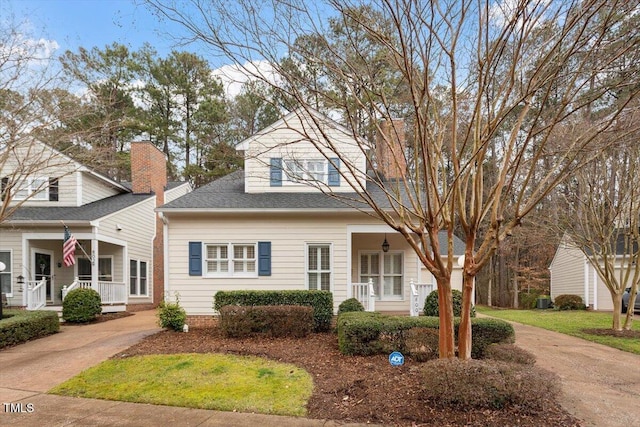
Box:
[62,288,102,323]
[219,305,313,338]
[158,297,187,331]
[484,343,536,365]
[422,359,561,411]
[336,311,514,358]
[554,294,585,311]
[213,290,333,332]
[0,309,60,349]
[519,290,544,309]
[404,327,440,361]
[423,289,476,318]
[337,298,365,316]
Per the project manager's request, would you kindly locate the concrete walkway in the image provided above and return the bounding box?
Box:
[511,321,640,427]
[0,311,371,427]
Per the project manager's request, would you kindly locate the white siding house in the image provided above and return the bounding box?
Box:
[160,109,467,316]
[549,234,624,311]
[0,140,190,312]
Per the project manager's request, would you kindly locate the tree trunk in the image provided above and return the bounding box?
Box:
[437,277,456,359]
[611,292,623,331]
[458,269,475,360]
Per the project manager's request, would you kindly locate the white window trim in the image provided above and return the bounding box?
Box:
[76,255,114,282]
[358,250,405,301]
[305,243,333,292]
[283,159,328,185]
[129,259,149,297]
[0,249,13,297]
[203,243,258,278]
[13,177,49,201]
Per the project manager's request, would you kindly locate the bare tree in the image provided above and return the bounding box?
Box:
[0,11,79,223]
[561,134,640,331]
[145,0,640,359]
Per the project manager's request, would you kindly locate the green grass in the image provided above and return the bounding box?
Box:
[477,306,640,355]
[49,353,313,416]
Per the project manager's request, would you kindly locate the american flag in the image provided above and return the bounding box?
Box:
[63,226,77,267]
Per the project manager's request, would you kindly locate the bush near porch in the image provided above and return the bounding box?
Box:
[213,290,333,332]
[0,309,59,349]
[337,312,514,358]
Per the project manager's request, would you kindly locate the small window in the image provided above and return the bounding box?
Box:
[129,259,148,296]
[204,243,257,277]
[13,177,49,201]
[78,257,113,282]
[284,159,328,184]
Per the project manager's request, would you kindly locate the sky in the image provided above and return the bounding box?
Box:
[5,0,190,59]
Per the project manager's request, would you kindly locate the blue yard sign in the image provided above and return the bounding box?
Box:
[389,351,404,366]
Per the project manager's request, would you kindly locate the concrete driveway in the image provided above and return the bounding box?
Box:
[512,321,640,427]
[0,310,162,403]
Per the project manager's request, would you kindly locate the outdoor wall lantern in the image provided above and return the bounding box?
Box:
[382,234,390,253]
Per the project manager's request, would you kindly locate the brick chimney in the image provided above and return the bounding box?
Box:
[375,119,407,181]
[130,141,167,307]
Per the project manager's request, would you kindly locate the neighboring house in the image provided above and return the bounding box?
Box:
[0,140,190,312]
[550,233,631,311]
[159,109,467,319]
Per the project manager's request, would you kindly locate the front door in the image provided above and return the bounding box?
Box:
[33,250,54,303]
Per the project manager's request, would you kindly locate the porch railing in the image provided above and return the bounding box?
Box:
[352,279,376,312]
[26,278,47,310]
[410,279,435,317]
[62,277,127,305]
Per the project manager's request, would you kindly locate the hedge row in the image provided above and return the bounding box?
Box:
[0,309,60,349]
[213,290,333,332]
[336,312,514,359]
[219,305,313,338]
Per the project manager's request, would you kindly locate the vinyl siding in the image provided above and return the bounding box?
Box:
[165,183,191,203]
[0,229,22,304]
[550,241,585,302]
[98,197,156,304]
[243,113,367,194]
[81,172,120,204]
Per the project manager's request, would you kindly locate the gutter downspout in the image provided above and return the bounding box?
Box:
[161,212,169,300]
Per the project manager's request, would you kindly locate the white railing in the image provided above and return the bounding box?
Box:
[352,279,376,312]
[62,277,127,305]
[410,279,434,317]
[26,278,47,310]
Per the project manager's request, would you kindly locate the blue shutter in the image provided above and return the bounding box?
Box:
[328,158,340,186]
[258,241,271,276]
[270,158,282,187]
[188,242,202,276]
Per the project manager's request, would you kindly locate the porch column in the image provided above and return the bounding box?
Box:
[91,239,99,289]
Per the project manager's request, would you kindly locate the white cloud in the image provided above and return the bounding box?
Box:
[212,60,280,98]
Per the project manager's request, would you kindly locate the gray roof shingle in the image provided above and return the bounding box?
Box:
[8,193,153,222]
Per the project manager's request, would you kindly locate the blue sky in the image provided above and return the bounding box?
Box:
[5,0,201,60]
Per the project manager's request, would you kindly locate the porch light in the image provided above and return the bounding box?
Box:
[382,234,390,253]
[17,275,24,284]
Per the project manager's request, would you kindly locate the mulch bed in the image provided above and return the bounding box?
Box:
[113,325,583,426]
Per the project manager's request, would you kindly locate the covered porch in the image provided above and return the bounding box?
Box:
[22,232,128,311]
[346,225,466,316]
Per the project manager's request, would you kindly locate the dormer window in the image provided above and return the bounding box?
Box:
[269,157,340,187]
[1,177,58,201]
[284,159,328,184]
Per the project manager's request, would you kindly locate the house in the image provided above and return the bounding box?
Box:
[158,109,467,321]
[549,233,632,311]
[0,140,190,312]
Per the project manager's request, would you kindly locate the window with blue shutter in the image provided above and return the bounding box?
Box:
[49,177,59,201]
[328,158,340,186]
[258,241,271,276]
[188,242,202,276]
[270,158,282,187]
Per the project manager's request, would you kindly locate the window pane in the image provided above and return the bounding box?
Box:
[139,262,147,295]
[320,272,331,291]
[360,256,368,274]
[99,258,112,281]
[0,274,11,294]
[220,261,229,272]
[246,261,255,272]
[308,273,318,290]
[320,247,330,270]
[207,246,218,258]
[78,258,91,281]
[140,262,147,278]
[308,247,318,270]
[246,245,255,259]
[234,245,243,259]
[129,260,137,294]
[220,246,227,258]
[0,251,10,270]
[371,254,380,274]
[207,261,218,272]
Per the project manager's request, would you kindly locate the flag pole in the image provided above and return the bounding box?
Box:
[61,220,94,263]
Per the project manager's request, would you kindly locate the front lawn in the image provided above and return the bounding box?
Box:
[477,306,640,355]
[49,353,313,416]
